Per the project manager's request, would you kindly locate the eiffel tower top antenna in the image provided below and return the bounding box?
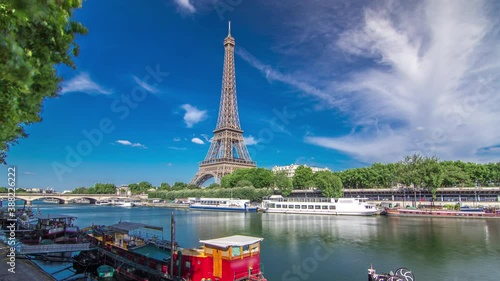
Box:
[228,21,231,36]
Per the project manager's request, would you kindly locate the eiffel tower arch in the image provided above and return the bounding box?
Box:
[190,23,256,187]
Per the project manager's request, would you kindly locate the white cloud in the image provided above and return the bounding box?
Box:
[132,75,159,94]
[115,140,147,148]
[191,137,205,145]
[173,137,181,142]
[236,48,336,106]
[181,104,207,128]
[61,73,111,95]
[201,134,213,143]
[168,146,187,150]
[174,0,196,13]
[250,0,500,163]
[24,172,35,175]
[244,136,258,146]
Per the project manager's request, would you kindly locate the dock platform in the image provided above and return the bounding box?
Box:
[17,242,92,255]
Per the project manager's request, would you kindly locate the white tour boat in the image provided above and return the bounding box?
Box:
[262,195,377,216]
[119,200,135,207]
[95,200,111,206]
[188,197,257,212]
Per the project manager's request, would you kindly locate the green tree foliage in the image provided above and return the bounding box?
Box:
[421,156,443,201]
[127,181,153,194]
[235,179,253,188]
[292,166,314,189]
[220,168,274,189]
[148,186,272,202]
[397,154,425,188]
[127,183,139,193]
[0,0,87,163]
[0,187,8,192]
[313,171,343,198]
[138,181,153,192]
[187,184,200,190]
[441,162,471,187]
[159,182,171,191]
[206,183,220,189]
[171,182,187,191]
[93,183,116,194]
[71,187,87,194]
[71,184,115,194]
[252,168,274,188]
[337,154,499,189]
[274,171,293,196]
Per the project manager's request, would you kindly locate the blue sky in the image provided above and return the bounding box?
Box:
[2,0,499,191]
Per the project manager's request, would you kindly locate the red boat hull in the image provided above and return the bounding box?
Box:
[385,208,500,218]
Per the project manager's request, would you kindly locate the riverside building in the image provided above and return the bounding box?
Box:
[272,164,330,178]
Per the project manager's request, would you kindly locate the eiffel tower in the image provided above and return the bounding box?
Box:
[190,22,256,186]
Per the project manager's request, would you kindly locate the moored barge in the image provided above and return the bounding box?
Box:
[84,220,267,281]
[385,207,500,218]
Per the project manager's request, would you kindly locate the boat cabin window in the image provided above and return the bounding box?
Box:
[322,205,328,210]
[315,205,321,209]
[308,205,314,209]
[329,206,336,210]
[228,243,260,259]
[283,205,288,209]
[301,205,307,209]
[242,245,250,254]
[251,245,259,253]
[277,204,282,208]
[295,205,300,209]
[232,246,241,257]
[288,205,294,209]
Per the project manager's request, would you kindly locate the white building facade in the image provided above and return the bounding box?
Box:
[272,164,330,178]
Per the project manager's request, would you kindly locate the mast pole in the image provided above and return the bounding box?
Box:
[170,211,175,278]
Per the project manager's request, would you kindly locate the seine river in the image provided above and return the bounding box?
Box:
[9,203,500,280]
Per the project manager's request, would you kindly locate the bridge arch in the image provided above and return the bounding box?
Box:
[0,193,121,205]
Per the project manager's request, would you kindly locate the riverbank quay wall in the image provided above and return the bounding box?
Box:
[0,240,56,281]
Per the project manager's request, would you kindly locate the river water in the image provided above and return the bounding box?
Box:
[9,203,500,281]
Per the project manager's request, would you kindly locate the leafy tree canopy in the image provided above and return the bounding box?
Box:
[274,171,293,196]
[314,170,343,198]
[159,182,171,191]
[0,0,87,164]
[220,168,273,189]
[292,165,314,189]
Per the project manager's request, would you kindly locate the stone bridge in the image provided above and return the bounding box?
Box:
[0,193,131,205]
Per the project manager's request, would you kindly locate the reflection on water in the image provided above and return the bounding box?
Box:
[13,205,500,281]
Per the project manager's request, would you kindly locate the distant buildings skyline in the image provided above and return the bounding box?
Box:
[272,164,331,179]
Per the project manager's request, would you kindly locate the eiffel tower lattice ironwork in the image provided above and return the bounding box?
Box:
[190,22,256,186]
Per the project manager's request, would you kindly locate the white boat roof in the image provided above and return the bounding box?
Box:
[200,235,263,249]
[189,197,246,201]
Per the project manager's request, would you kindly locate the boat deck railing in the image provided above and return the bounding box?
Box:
[265,197,334,203]
[97,247,186,280]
